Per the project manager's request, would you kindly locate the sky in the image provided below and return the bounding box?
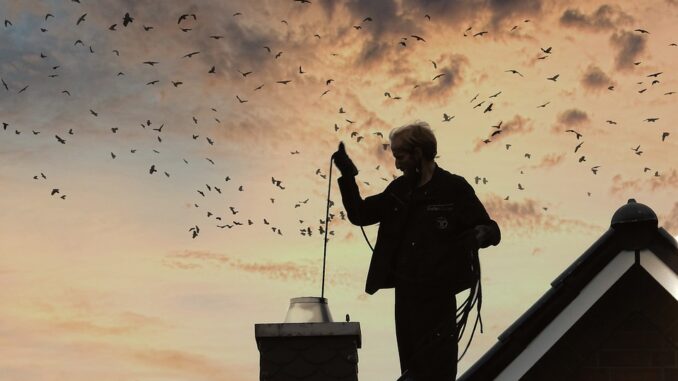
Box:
[0,0,677,380]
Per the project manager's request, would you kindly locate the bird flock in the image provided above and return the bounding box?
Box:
[1,1,675,240]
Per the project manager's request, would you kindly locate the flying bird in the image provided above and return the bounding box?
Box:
[432,73,446,81]
[182,51,200,58]
[76,13,87,25]
[506,69,523,77]
[574,141,584,153]
[178,14,197,24]
[547,74,559,82]
[123,12,133,26]
[565,129,583,139]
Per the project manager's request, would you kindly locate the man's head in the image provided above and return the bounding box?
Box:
[389,121,437,175]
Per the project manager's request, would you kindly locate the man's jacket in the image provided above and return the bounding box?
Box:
[337,164,500,295]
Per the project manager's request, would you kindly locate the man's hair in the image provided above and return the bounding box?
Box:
[388,121,437,160]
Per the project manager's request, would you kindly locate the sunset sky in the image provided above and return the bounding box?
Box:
[1,0,677,380]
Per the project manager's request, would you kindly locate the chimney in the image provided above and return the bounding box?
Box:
[255,297,362,381]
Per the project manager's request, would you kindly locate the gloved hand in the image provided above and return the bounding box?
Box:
[332,141,359,177]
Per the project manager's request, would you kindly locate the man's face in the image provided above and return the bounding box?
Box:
[391,138,419,175]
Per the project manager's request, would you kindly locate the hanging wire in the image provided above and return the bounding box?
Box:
[321,156,334,299]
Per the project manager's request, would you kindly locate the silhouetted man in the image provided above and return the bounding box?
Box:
[333,121,501,380]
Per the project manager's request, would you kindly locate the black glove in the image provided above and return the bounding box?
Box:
[332,142,359,177]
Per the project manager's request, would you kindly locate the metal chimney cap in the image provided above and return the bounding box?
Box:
[611,198,658,228]
[284,296,334,323]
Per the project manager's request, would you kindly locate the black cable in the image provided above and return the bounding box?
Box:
[321,156,334,299]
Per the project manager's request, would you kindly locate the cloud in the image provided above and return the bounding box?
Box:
[408,54,468,104]
[649,169,678,191]
[527,153,567,170]
[660,202,678,233]
[130,348,231,378]
[610,30,647,71]
[609,174,643,195]
[164,250,361,287]
[400,0,543,32]
[553,108,590,134]
[581,64,614,91]
[559,4,633,31]
[473,114,533,151]
[483,194,604,236]
[486,0,543,29]
[558,108,589,125]
[610,170,678,195]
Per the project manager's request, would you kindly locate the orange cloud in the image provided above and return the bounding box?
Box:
[473,115,533,151]
[527,153,566,170]
[130,348,232,378]
[659,202,678,233]
[164,250,361,287]
[609,170,678,195]
[483,194,604,236]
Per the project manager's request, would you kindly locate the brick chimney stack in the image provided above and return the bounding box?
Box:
[255,297,362,381]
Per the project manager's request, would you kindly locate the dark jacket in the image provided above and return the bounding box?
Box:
[337,164,500,295]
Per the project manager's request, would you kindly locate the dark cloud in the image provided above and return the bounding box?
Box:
[557,108,590,126]
[400,0,542,31]
[486,0,543,29]
[408,54,467,104]
[352,40,394,70]
[581,64,614,91]
[401,0,484,26]
[559,4,633,31]
[610,30,647,71]
[474,114,533,151]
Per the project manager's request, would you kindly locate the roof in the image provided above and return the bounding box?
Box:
[458,201,678,380]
